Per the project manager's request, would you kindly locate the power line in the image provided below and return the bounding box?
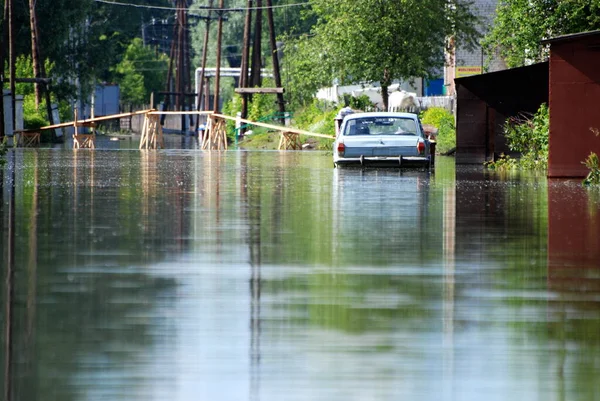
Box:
[93,0,311,12]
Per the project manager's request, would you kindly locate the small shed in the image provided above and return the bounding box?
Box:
[542,30,600,178]
[455,62,549,164]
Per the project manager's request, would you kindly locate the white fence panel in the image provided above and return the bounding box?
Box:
[417,96,454,112]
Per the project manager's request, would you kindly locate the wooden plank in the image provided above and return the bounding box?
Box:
[148,110,215,116]
[39,109,154,130]
[234,87,284,94]
[213,113,335,139]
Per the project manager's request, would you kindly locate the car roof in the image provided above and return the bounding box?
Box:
[344,112,419,121]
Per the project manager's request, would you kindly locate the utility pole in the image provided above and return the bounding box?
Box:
[213,0,225,112]
[239,0,253,133]
[160,21,178,124]
[0,0,8,139]
[265,0,285,124]
[195,0,214,131]
[249,0,262,88]
[29,0,42,108]
[161,0,194,131]
[9,0,16,131]
[28,0,54,129]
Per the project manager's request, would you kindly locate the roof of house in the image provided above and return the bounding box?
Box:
[541,30,600,45]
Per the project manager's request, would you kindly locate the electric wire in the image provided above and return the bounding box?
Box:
[93,0,311,12]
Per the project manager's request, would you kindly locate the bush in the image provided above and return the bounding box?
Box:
[0,137,7,166]
[340,94,374,111]
[24,114,49,130]
[505,103,548,167]
[420,107,455,154]
[487,103,549,171]
[583,152,600,186]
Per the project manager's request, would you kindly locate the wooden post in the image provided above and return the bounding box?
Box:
[139,112,164,150]
[202,116,227,151]
[72,108,95,149]
[278,131,301,150]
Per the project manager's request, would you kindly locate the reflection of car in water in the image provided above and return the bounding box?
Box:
[333,112,433,169]
[331,168,436,266]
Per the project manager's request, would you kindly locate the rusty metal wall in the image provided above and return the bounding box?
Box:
[455,62,549,164]
[456,84,488,164]
[548,34,600,177]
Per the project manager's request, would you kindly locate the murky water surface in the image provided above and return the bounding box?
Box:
[1,145,599,401]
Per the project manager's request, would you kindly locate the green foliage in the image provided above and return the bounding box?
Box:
[284,0,480,108]
[486,103,549,170]
[223,96,337,150]
[582,153,600,186]
[583,129,600,186]
[288,99,338,150]
[294,99,338,136]
[221,81,280,142]
[341,94,374,111]
[0,137,7,166]
[420,107,456,154]
[484,153,519,171]
[483,0,600,67]
[114,38,169,106]
[504,103,549,168]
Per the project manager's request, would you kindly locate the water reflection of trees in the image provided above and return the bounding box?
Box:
[1,150,182,401]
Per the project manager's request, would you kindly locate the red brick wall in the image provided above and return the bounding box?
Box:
[548,37,600,177]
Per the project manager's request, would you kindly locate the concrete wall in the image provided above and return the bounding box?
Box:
[548,34,600,177]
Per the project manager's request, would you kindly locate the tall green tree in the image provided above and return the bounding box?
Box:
[114,38,169,106]
[0,0,171,100]
[283,0,479,109]
[483,0,600,68]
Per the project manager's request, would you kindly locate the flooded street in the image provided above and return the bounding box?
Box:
[1,146,599,401]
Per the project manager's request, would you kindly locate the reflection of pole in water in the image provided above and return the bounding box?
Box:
[246,153,261,401]
[249,257,261,401]
[442,179,456,401]
[4,150,16,401]
[26,152,39,384]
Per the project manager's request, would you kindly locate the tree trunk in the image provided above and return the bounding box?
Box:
[381,67,392,111]
[381,83,389,111]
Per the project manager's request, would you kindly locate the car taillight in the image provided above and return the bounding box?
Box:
[417,141,425,154]
[337,142,345,156]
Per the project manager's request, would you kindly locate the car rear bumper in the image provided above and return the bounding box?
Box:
[334,155,431,167]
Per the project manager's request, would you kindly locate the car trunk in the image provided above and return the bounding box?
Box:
[342,135,421,158]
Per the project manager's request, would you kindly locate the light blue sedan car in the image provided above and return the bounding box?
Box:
[333,111,434,168]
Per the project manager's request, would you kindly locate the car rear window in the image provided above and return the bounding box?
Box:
[343,117,419,136]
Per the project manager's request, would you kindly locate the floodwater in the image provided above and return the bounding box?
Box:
[1,140,599,401]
